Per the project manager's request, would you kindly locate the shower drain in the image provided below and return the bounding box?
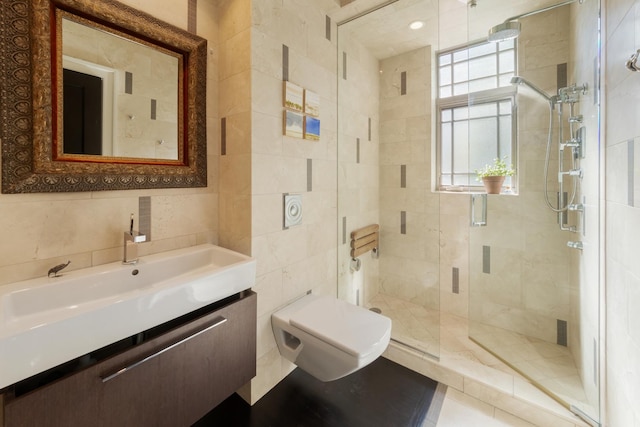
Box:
[369,307,382,314]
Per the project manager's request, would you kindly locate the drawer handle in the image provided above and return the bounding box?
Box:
[101,316,227,383]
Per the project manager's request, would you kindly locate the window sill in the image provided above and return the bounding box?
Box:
[436,187,518,196]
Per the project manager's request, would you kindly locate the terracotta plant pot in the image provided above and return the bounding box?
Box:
[482,176,506,194]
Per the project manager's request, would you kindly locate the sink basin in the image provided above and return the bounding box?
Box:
[0,244,256,390]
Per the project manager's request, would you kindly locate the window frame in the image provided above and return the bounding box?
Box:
[435,40,518,193]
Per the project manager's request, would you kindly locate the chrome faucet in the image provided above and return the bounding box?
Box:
[48,260,71,277]
[123,214,146,264]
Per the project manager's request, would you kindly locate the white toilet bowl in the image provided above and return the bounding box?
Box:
[271,294,392,381]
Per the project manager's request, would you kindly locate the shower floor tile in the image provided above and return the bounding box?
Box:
[367,293,439,355]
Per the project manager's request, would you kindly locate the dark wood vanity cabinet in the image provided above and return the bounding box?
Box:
[2,291,256,427]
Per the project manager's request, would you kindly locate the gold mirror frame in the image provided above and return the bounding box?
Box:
[0,0,207,193]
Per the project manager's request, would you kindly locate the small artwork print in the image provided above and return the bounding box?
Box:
[304,90,320,117]
[284,110,304,138]
[304,116,320,141]
[284,81,304,112]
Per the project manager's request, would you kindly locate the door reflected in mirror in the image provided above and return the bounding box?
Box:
[61,17,180,161]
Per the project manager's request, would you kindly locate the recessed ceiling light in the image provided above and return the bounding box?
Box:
[409,21,424,30]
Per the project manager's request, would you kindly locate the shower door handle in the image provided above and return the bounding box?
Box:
[471,194,487,227]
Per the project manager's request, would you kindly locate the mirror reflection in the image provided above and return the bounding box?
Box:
[1,0,207,193]
[61,17,180,160]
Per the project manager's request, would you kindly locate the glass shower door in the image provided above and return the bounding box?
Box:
[467,1,601,424]
[336,0,441,361]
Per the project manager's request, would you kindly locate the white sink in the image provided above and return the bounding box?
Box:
[0,244,256,390]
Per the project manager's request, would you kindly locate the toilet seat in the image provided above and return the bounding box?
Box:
[289,296,390,359]
[271,293,391,381]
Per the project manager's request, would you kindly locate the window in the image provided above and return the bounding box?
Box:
[436,40,517,191]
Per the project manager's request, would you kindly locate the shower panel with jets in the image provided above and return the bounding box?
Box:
[511,76,589,236]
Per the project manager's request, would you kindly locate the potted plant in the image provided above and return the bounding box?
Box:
[475,156,515,194]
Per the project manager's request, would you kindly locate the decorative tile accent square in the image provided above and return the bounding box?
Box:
[557,319,568,346]
[557,63,567,91]
[282,45,289,82]
[452,267,460,294]
[139,196,151,241]
[325,15,331,41]
[125,71,133,94]
[628,139,634,206]
[343,52,347,80]
[221,117,226,155]
[401,71,407,95]
[482,246,490,274]
[342,217,347,244]
[188,0,197,33]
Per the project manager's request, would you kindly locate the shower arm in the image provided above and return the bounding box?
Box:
[499,0,580,26]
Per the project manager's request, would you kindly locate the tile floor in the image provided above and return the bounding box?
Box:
[436,388,537,426]
[369,293,594,427]
[195,357,442,426]
[471,323,589,408]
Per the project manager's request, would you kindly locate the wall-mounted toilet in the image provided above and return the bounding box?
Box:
[271,294,392,381]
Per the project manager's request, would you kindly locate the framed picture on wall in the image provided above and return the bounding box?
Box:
[284,81,304,112]
[304,116,320,141]
[304,90,320,117]
[284,110,304,138]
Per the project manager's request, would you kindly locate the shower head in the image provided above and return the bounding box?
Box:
[487,21,521,42]
[510,76,555,103]
[487,0,581,42]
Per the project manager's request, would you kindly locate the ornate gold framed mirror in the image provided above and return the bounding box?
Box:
[0,0,207,193]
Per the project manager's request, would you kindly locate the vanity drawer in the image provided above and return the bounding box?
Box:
[3,291,256,427]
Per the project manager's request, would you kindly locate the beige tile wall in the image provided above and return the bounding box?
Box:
[378,47,439,313]
[605,0,640,425]
[334,3,589,364]
[218,0,252,257]
[234,0,341,404]
[337,25,381,307]
[469,7,573,344]
[0,0,219,287]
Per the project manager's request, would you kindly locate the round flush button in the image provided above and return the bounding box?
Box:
[284,194,302,228]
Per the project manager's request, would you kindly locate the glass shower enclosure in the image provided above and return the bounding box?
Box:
[466,0,601,424]
[336,0,442,360]
[336,0,602,425]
